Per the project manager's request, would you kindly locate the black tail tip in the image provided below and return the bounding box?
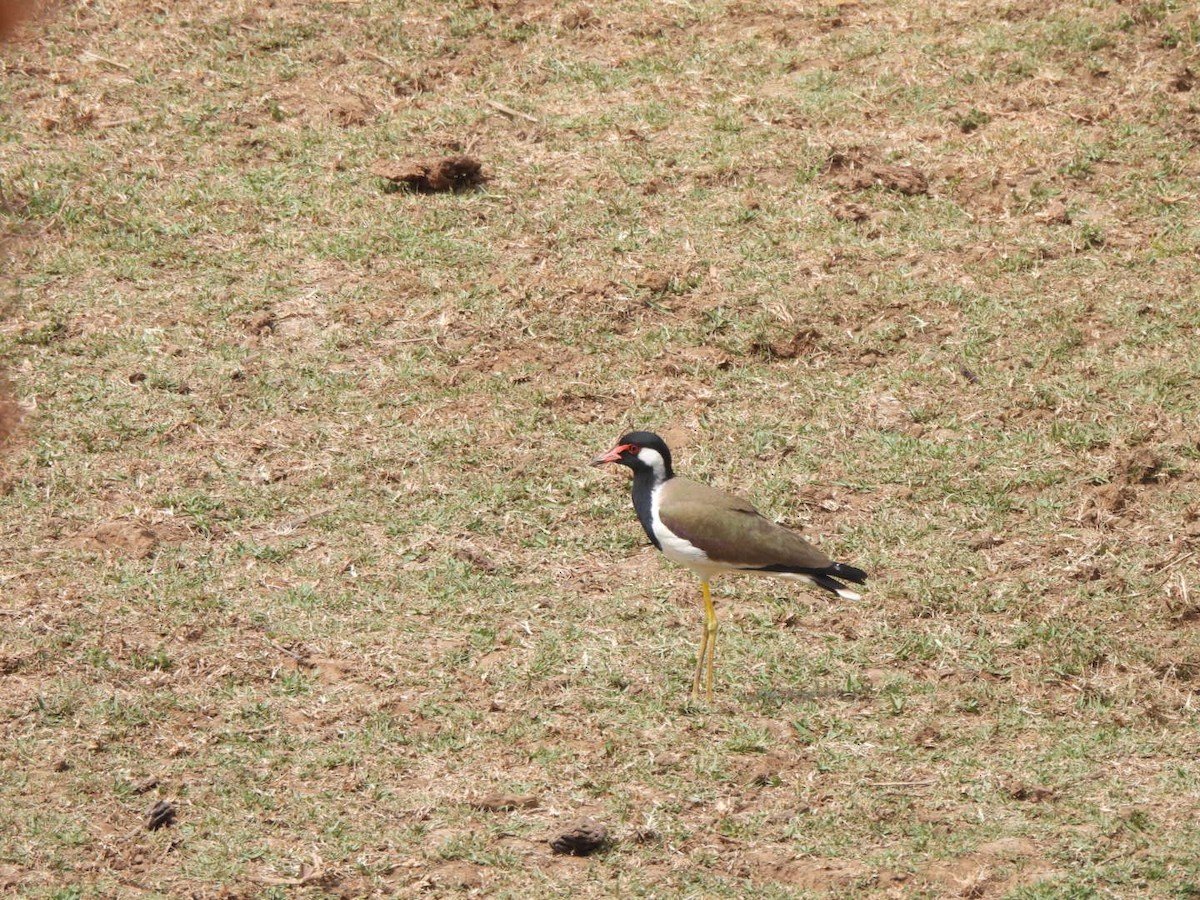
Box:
[830,562,867,584]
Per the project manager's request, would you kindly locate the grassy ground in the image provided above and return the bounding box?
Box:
[2,0,1200,896]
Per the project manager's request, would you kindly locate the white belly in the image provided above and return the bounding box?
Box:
[649,484,724,579]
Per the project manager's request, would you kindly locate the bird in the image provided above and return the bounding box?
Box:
[591,430,867,701]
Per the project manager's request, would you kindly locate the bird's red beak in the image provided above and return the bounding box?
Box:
[590,443,633,467]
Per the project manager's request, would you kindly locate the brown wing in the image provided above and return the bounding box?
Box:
[659,478,832,570]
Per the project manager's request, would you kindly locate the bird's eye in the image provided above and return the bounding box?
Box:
[626,444,640,455]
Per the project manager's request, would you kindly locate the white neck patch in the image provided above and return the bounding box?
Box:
[636,446,668,480]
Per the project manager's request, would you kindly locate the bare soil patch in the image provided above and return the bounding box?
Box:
[3,0,1200,896]
[66,520,184,559]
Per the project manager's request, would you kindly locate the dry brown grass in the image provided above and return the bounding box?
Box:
[2,0,1200,897]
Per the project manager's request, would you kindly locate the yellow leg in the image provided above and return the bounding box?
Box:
[690,581,718,701]
[691,630,707,699]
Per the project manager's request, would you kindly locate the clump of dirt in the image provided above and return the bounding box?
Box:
[550,817,608,855]
[1006,781,1058,802]
[867,393,912,431]
[1167,67,1194,93]
[1078,446,1176,525]
[145,800,176,831]
[243,310,276,335]
[371,156,486,193]
[1035,199,1072,224]
[331,96,375,127]
[969,531,1004,551]
[561,5,596,29]
[1078,483,1135,525]
[826,148,928,195]
[743,750,791,786]
[1118,447,1170,484]
[827,196,881,225]
[752,328,823,360]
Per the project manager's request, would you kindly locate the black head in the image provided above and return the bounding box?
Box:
[590,431,673,477]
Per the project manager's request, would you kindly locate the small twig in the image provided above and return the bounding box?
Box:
[265,638,305,663]
[1158,550,1195,574]
[81,51,132,71]
[862,780,937,787]
[361,50,401,70]
[96,118,141,129]
[485,99,539,124]
[279,504,339,531]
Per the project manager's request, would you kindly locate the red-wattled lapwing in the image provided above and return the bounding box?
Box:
[591,431,867,701]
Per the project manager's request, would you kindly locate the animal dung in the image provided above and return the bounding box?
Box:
[549,817,608,856]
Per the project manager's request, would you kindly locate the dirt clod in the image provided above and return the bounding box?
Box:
[331,97,374,127]
[1168,67,1194,93]
[132,776,160,795]
[1079,483,1136,525]
[827,148,928,196]
[744,751,789,787]
[1035,199,1071,224]
[550,817,608,855]
[914,724,943,748]
[753,328,822,360]
[0,0,38,40]
[245,311,276,335]
[1119,448,1168,484]
[146,799,176,831]
[453,545,500,573]
[637,270,674,294]
[969,531,1004,551]
[1006,782,1057,802]
[371,156,486,193]
[868,393,911,431]
[561,5,596,29]
[653,752,681,769]
[827,197,878,224]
